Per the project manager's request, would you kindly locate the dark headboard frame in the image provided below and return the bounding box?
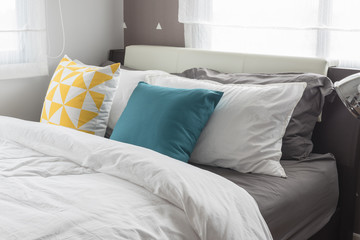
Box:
[312,67,360,240]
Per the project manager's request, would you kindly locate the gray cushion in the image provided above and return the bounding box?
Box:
[177,68,334,160]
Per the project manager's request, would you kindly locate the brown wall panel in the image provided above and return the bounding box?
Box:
[124,0,184,47]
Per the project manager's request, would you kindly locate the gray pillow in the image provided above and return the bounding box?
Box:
[177,68,334,160]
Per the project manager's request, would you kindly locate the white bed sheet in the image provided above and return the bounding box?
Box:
[0,117,272,240]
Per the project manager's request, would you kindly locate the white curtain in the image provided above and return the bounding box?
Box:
[0,0,48,80]
[179,0,360,68]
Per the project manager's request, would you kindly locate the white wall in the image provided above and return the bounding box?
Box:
[0,0,124,121]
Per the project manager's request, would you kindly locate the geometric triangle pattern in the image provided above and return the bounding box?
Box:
[40,55,121,136]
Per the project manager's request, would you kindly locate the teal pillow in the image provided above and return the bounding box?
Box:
[110,82,223,162]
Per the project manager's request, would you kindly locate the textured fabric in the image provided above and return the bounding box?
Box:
[178,68,334,159]
[145,74,306,177]
[40,56,120,136]
[111,82,223,162]
[193,153,338,240]
[0,116,273,240]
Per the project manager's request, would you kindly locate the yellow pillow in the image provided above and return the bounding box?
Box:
[40,55,120,136]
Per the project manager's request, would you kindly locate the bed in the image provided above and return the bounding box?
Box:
[121,46,344,240]
[0,45,355,240]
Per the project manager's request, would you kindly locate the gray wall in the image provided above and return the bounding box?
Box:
[124,0,184,47]
[0,0,123,121]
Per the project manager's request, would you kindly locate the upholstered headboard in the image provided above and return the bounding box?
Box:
[124,45,329,75]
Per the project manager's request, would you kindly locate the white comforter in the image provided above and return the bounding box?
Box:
[0,117,272,240]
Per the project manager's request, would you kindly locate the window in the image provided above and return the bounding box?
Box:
[0,0,48,80]
[0,1,18,53]
[179,0,360,68]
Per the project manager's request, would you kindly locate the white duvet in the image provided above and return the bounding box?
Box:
[0,117,272,240]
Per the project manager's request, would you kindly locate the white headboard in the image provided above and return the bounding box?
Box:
[124,45,329,75]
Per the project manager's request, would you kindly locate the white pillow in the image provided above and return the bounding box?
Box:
[107,69,167,130]
[145,74,306,177]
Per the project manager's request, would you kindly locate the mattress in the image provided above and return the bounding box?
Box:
[192,153,338,240]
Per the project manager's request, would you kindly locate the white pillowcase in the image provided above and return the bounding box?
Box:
[107,69,168,130]
[145,74,306,177]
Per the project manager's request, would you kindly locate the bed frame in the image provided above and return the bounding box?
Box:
[118,45,358,240]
